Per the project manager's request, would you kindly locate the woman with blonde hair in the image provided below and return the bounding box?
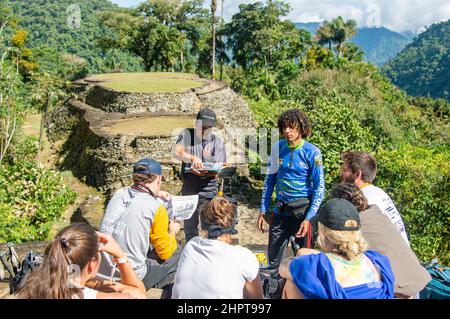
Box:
[279,198,395,299]
[172,196,263,299]
[330,183,430,298]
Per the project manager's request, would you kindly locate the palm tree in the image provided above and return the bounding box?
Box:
[316,21,333,50]
[330,16,357,57]
[316,17,357,57]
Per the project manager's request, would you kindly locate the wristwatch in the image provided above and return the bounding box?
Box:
[114,256,128,265]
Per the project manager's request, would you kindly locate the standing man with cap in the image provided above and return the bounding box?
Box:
[174,109,226,243]
[99,157,181,295]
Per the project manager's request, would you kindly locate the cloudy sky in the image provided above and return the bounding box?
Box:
[111,0,450,32]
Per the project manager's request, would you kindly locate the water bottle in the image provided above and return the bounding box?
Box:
[289,235,300,255]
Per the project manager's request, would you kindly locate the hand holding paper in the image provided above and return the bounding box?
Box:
[166,195,199,221]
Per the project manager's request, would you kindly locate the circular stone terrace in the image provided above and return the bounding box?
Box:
[84,72,206,94]
[49,72,255,192]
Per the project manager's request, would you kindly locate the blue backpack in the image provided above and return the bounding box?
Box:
[420,259,450,299]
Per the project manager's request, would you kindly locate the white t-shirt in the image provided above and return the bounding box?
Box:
[172,237,259,299]
[361,184,410,245]
[71,287,98,299]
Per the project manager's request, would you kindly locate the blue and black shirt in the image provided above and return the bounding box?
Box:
[260,139,325,221]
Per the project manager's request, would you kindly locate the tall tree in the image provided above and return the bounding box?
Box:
[99,0,209,72]
[219,0,225,80]
[316,21,333,50]
[316,16,357,57]
[0,7,19,166]
[30,73,72,166]
[211,0,217,79]
[225,0,309,70]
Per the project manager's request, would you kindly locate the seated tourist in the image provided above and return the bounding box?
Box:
[279,198,395,299]
[329,183,431,298]
[17,223,146,299]
[172,196,263,299]
[98,158,181,295]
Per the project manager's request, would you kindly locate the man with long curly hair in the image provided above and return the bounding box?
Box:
[258,109,325,275]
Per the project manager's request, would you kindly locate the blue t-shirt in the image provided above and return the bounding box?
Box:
[289,250,395,299]
[260,139,325,220]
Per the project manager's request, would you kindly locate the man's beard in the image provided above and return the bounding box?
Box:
[341,174,357,184]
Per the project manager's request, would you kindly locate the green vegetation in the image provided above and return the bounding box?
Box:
[90,72,204,93]
[383,19,450,101]
[377,145,450,264]
[0,0,448,265]
[97,0,211,74]
[296,23,415,66]
[222,1,449,264]
[0,136,76,242]
[316,16,357,57]
[3,0,143,77]
[246,62,450,264]
[224,1,311,70]
[1,7,77,243]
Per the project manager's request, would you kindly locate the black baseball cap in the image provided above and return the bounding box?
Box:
[196,109,217,127]
[133,157,165,181]
[318,198,361,231]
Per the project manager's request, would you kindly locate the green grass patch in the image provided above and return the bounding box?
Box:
[89,72,205,93]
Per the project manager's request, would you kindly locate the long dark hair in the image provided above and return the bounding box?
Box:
[17,223,99,299]
[330,183,369,212]
[277,109,312,138]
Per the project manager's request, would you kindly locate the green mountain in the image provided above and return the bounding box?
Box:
[383,19,450,101]
[295,22,415,66]
[3,0,143,74]
[351,27,414,66]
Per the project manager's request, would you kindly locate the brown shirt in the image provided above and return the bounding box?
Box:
[360,205,431,297]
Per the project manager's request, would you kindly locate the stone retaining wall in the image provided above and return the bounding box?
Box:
[85,85,201,114]
[134,136,178,159]
[198,87,255,129]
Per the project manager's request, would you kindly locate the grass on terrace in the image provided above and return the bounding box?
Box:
[87,72,205,93]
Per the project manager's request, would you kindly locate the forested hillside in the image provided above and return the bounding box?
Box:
[295,22,415,66]
[384,19,450,101]
[3,0,143,75]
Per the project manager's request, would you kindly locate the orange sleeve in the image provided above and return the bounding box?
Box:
[150,205,177,261]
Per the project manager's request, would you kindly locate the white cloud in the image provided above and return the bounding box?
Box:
[111,0,450,32]
[220,0,450,32]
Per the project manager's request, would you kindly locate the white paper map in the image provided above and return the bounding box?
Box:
[165,195,199,221]
[184,162,225,173]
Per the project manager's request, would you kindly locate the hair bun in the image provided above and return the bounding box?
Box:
[60,237,68,248]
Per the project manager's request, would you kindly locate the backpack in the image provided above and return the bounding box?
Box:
[10,251,43,294]
[420,259,450,299]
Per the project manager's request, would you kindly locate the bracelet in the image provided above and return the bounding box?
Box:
[113,256,128,265]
